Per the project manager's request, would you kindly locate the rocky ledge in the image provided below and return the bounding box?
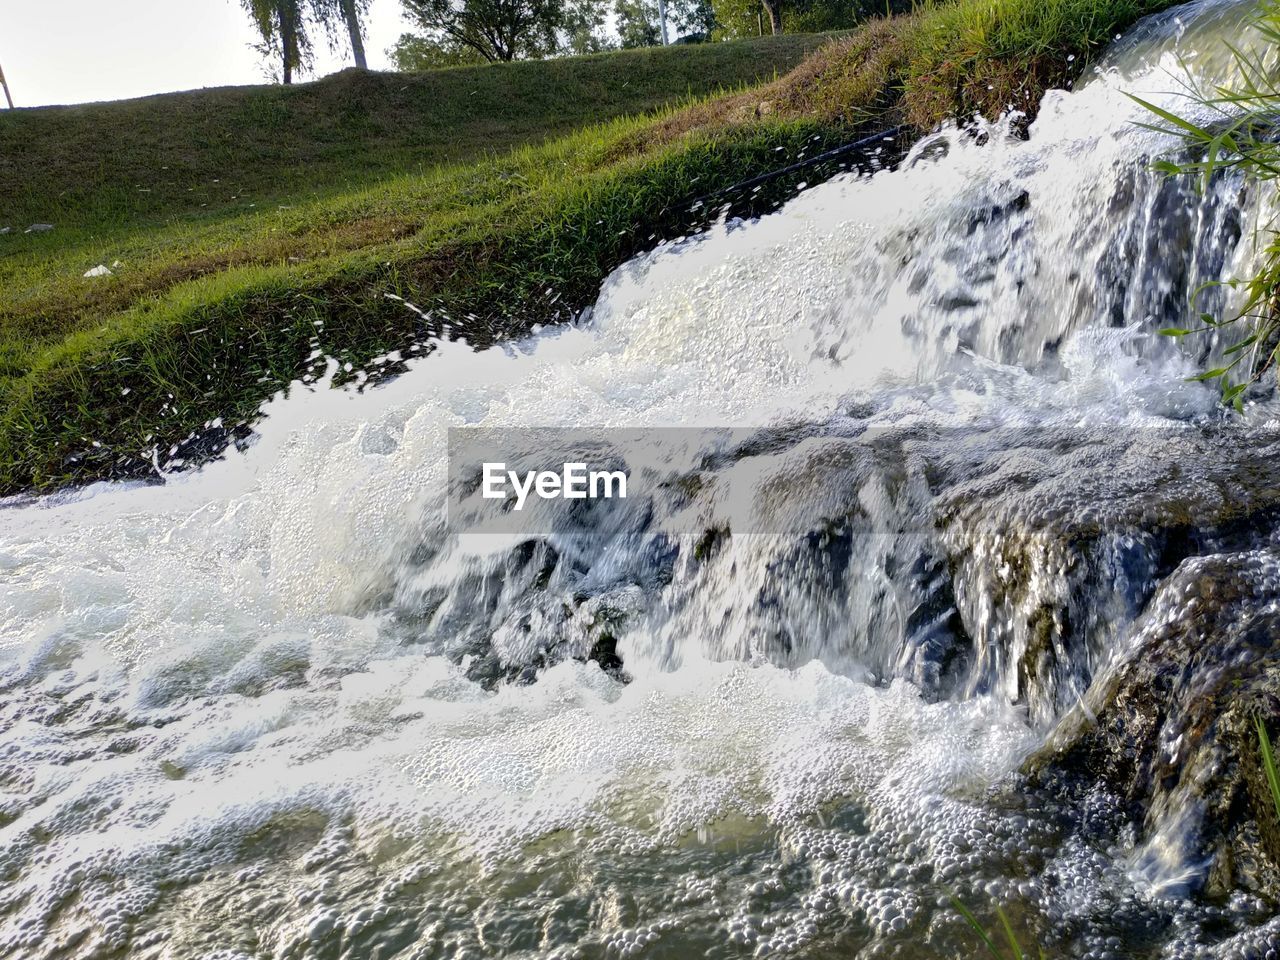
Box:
[1030,548,1280,900]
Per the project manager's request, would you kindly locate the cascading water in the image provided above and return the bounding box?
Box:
[3,1,1280,956]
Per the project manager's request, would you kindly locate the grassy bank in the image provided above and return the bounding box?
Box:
[0,0,1181,493]
[0,35,833,233]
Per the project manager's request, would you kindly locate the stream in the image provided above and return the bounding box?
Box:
[3,1,1280,957]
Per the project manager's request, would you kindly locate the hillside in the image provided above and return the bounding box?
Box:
[0,1,1180,493]
[0,35,832,232]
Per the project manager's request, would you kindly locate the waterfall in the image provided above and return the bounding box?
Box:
[2,1,1278,956]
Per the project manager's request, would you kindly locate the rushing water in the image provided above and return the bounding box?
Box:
[3,2,1280,957]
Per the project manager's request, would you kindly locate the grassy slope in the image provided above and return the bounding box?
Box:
[0,35,832,232]
[0,0,1180,492]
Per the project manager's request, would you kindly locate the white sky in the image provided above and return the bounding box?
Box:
[1,0,414,107]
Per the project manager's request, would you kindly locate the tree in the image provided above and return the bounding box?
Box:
[241,0,370,85]
[339,0,369,68]
[671,0,715,38]
[313,0,372,69]
[760,0,780,34]
[711,0,912,39]
[242,0,312,84]
[615,0,662,48]
[560,0,613,54]
[400,0,568,61]
[389,32,487,69]
[614,0,713,47]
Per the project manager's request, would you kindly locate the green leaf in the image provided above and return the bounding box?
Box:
[950,895,1005,960]
[1190,281,1224,309]
[1190,366,1232,382]
[1159,328,1192,337]
[1126,94,1215,139]
[1203,134,1223,190]
[1224,334,1259,355]
[1257,715,1280,824]
[996,906,1027,960]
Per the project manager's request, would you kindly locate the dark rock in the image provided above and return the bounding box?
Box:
[1029,549,1280,900]
[932,427,1280,725]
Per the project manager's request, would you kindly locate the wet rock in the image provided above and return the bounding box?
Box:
[615,420,1280,715]
[1030,549,1280,900]
[935,292,982,312]
[389,532,654,688]
[647,425,976,690]
[932,426,1280,725]
[391,420,1280,712]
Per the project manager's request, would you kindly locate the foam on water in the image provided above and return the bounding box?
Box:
[1,1,1277,956]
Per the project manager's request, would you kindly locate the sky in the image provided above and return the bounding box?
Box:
[2,0,414,107]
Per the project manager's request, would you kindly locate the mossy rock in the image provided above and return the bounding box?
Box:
[1028,549,1280,900]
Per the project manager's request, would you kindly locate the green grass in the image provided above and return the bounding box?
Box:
[0,0,1183,492]
[1258,716,1280,824]
[902,0,1181,125]
[951,895,1045,960]
[0,35,832,233]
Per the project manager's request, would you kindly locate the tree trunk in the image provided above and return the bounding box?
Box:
[339,0,367,69]
[280,3,297,83]
[761,0,782,34]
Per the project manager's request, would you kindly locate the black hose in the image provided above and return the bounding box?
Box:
[690,124,911,211]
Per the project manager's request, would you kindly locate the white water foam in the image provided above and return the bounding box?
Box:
[0,2,1275,955]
